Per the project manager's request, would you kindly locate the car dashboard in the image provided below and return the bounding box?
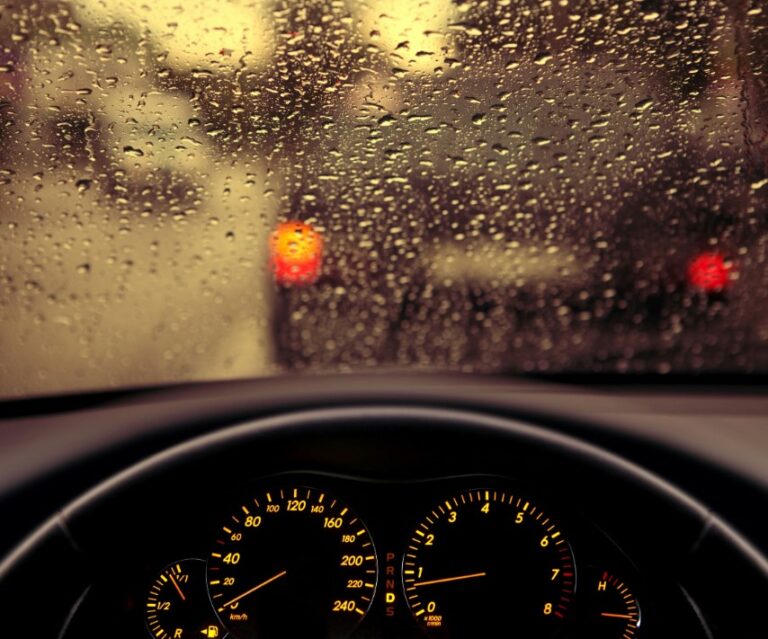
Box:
[0,375,766,639]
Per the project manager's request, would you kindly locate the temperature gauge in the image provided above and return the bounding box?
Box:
[581,570,641,639]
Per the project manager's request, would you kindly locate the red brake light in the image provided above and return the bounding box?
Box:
[687,252,731,292]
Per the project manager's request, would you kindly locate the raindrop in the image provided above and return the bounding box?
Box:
[634,98,654,112]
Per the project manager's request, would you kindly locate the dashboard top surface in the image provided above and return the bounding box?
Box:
[1,374,768,495]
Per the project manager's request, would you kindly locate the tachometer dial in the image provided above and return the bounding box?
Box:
[403,489,575,638]
[207,486,377,639]
[146,559,226,639]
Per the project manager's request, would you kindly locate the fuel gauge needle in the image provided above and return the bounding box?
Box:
[169,573,186,602]
[600,613,633,620]
[219,570,288,611]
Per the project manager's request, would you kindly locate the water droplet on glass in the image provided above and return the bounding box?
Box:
[123,146,145,157]
[634,98,654,112]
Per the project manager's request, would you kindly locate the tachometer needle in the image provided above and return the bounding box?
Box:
[413,571,487,588]
[219,570,288,611]
[169,573,186,602]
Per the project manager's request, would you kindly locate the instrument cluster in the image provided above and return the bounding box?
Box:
[61,473,705,639]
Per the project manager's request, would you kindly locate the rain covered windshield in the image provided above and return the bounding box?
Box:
[1,0,767,397]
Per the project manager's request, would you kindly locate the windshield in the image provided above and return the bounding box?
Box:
[1,0,767,397]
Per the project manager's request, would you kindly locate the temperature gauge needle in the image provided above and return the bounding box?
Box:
[600,612,633,620]
[219,570,288,611]
[413,571,487,588]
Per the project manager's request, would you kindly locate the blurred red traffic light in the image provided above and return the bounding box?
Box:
[270,221,323,286]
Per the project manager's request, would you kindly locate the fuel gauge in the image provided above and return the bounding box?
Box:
[583,570,641,639]
[146,559,226,639]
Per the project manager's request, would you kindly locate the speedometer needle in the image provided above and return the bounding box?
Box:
[413,571,487,587]
[219,570,288,610]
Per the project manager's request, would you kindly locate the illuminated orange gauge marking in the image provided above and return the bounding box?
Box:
[270,221,323,286]
[403,489,575,634]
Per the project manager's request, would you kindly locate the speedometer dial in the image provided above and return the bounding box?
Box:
[207,486,377,639]
[403,489,575,638]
